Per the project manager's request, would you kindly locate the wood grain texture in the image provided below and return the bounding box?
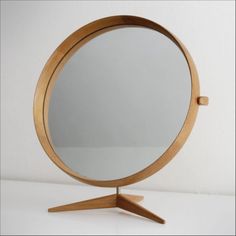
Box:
[121,194,144,202]
[48,194,117,212]
[33,15,204,187]
[48,193,144,212]
[117,194,165,224]
[48,192,165,224]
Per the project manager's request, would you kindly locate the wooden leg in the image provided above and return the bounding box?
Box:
[48,194,116,212]
[48,192,164,224]
[117,194,165,224]
[121,194,144,203]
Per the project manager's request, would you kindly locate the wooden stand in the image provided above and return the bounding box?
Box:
[48,187,165,224]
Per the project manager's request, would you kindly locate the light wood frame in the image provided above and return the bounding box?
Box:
[34,15,208,188]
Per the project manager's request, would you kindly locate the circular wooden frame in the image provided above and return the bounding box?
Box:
[33,15,200,187]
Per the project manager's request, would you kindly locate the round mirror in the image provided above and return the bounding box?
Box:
[34,16,200,187]
[48,27,191,181]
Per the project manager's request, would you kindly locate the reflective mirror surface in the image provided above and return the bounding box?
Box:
[48,27,191,180]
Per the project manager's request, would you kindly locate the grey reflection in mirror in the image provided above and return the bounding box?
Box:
[48,27,191,180]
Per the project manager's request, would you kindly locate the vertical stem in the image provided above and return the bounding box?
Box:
[116,187,120,195]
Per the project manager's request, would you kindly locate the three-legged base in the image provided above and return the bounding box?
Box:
[48,188,165,224]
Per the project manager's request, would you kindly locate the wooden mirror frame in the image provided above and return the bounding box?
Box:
[33,15,208,188]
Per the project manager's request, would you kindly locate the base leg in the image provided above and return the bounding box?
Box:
[48,194,117,212]
[48,193,143,212]
[121,194,144,203]
[117,194,165,224]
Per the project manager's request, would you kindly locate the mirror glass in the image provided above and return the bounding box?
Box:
[48,27,191,180]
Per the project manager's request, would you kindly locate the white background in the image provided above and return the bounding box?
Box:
[1,1,235,195]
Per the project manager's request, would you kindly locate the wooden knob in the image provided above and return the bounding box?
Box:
[197,96,209,105]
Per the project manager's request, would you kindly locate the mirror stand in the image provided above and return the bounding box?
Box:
[48,187,165,224]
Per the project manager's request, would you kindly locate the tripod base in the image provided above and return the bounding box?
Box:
[48,189,165,224]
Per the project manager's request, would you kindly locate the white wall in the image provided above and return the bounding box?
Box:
[1,1,235,195]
